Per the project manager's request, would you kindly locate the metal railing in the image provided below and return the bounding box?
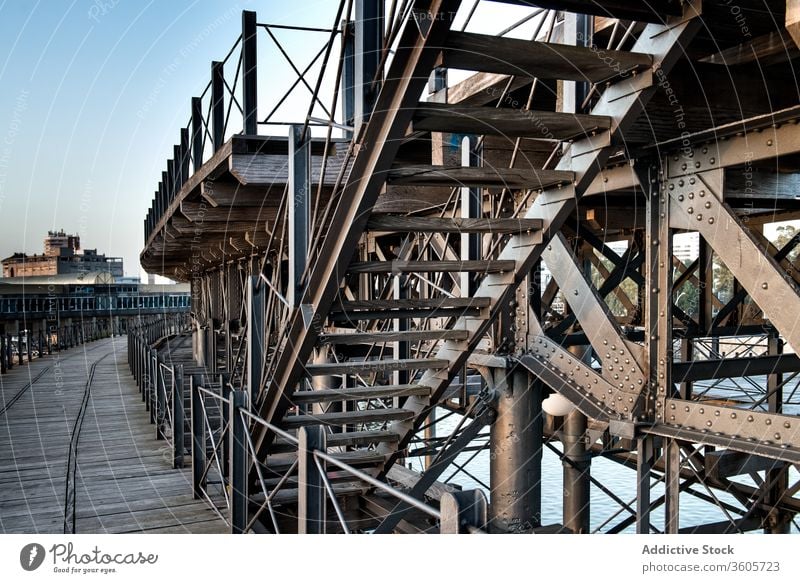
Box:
[127,314,191,469]
[187,377,487,533]
[0,319,114,376]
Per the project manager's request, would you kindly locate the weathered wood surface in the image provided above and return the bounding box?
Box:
[0,337,226,534]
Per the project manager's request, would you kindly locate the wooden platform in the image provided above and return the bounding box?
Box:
[0,337,226,534]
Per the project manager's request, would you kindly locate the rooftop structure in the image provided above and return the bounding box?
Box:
[1,230,124,279]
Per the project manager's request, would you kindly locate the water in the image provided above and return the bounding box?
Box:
[409,410,800,534]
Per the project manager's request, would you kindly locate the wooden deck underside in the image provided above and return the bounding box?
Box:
[0,337,226,534]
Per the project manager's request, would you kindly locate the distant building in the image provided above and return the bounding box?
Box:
[1,230,124,279]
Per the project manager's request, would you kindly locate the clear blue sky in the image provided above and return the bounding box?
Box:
[0,0,339,277]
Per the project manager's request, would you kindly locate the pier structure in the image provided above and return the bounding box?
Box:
[135,0,800,533]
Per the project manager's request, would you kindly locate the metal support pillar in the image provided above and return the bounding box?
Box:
[298,425,326,534]
[246,275,265,406]
[562,409,590,533]
[765,333,790,533]
[461,136,481,296]
[242,10,258,135]
[642,158,671,422]
[354,0,384,131]
[288,125,310,307]
[636,435,656,534]
[665,437,680,533]
[211,61,225,151]
[489,366,542,532]
[230,389,248,533]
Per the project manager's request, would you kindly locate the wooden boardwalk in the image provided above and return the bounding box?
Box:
[0,336,226,534]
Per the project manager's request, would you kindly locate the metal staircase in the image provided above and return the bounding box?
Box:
[246,0,702,532]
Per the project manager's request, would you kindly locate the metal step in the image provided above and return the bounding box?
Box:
[252,482,368,505]
[282,408,415,428]
[366,216,544,234]
[413,102,611,139]
[329,296,490,322]
[386,164,573,189]
[305,357,449,376]
[443,31,652,82]
[319,329,468,345]
[347,260,515,274]
[272,429,402,453]
[264,450,387,473]
[290,384,432,404]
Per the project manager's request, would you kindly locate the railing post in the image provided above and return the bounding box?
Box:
[242,10,258,135]
[246,275,264,405]
[298,425,326,534]
[191,375,207,499]
[230,389,248,533]
[156,362,165,440]
[149,349,157,423]
[211,61,224,151]
[288,124,310,307]
[0,334,6,374]
[174,365,185,469]
[180,127,190,186]
[440,490,489,534]
[221,374,231,476]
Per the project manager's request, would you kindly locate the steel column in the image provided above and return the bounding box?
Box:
[562,408,590,533]
[298,425,326,534]
[354,0,384,130]
[230,389,248,533]
[246,275,265,406]
[461,136,481,296]
[288,125,310,307]
[489,367,542,532]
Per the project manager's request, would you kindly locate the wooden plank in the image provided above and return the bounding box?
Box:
[305,358,449,376]
[291,385,431,403]
[180,201,270,223]
[485,0,683,23]
[367,216,544,234]
[444,32,652,82]
[348,260,516,273]
[320,329,468,345]
[387,164,573,189]
[0,337,226,534]
[413,102,611,139]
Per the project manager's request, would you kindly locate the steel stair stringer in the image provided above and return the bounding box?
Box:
[251,0,463,459]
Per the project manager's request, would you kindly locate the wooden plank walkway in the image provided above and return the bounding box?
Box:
[0,336,226,534]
